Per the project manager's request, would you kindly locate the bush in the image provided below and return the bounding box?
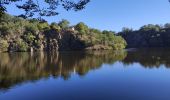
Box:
[16,39,29,52]
[112,36,127,50]
[23,33,36,45]
[37,22,50,31]
[25,24,39,35]
[50,22,61,32]
[0,39,9,52]
[75,22,89,34]
[58,19,70,29]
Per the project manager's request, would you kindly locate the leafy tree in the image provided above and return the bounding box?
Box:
[23,33,36,45]
[140,24,160,32]
[37,22,50,31]
[50,22,61,32]
[16,39,29,52]
[0,39,9,52]
[89,28,101,34]
[112,36,127,50]
[0,24,11,36]
[58,19,70,29]
[0,0,90,19]
[25,23,39,35]
[164,23,170,28]
[75,22,89,34]
[122,27,133,33]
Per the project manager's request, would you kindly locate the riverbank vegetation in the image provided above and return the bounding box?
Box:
[1,49,170,90]
[0,14,127,52]
[1,13,170,52]
[119,24,170,48]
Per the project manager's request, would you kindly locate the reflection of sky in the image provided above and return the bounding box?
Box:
[6,0,170,32]
[1,62,170,100]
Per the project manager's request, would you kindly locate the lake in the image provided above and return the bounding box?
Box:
[0,48,170,100]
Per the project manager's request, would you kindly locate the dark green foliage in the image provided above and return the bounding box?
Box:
[25,24,39,35]
[23,33,36,45]
[50,22,61,32]
[37,22,50,31]
[119,24,170,48]
[58,19,70,29]
[140,24,161,32]
[122,27,133,33]
[0,0,90,19]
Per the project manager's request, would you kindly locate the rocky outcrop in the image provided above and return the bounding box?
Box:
[58,31,85,51]
[44,30,86,51]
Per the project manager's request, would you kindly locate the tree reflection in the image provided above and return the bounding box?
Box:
[122,48,170,68]
[1,48,170,91]
[0,50,127,90]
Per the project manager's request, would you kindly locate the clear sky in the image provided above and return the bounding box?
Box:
[6,0,170,32]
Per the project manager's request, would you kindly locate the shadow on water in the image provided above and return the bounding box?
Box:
[0,48,170,91]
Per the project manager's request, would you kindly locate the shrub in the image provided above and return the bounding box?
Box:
[23,33,36,45]
[112,36,127,50]
[0,39,9,52]
[16,39,29,52]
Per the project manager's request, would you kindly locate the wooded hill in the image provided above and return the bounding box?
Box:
[0,14,127,52]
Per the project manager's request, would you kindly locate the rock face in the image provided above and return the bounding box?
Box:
[58,30,85,51]
[44,29,86,51]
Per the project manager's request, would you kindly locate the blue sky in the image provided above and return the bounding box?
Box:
[6,0,170,32]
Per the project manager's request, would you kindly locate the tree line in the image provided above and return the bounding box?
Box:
[119,24,170,48]
[0,13,127,52]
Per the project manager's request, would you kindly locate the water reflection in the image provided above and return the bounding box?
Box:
[123,48,170,68]
[0,48,170,91]
[0,51,127,90]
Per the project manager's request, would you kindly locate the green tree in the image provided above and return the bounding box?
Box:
[112,36,127,50]
[50,22,61,32]
[0,0,90,18]
[37,22,50,31]
[75,22,89,34]
[58,19,70,29]
[0,39,9,52]
[140,24,160,32]
[16,39,29,52]
[122,27,133,33]
[25,23,39,35]
[23,33,36,45]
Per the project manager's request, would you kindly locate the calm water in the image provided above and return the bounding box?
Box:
[0,48,170,100]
